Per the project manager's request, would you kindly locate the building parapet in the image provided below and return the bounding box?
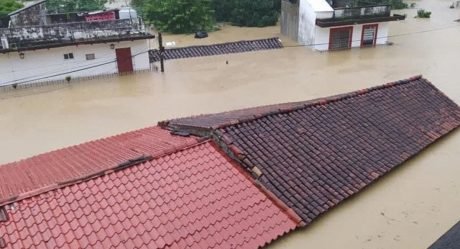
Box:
[0,18,153,52]
[332,5,391,19]
[316,13,406,27]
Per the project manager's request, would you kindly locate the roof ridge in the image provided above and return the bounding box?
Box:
[0,139,208,208]
[2,125,185,165]
[212,75,424,129]
[210,139,304,227]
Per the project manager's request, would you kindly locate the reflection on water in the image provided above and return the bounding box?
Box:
[0,0,459,248]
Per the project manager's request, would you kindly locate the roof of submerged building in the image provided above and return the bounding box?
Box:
[1,76,460,248]
[0,126,198,206]
[0,141,300,249]
[162,76,460,223]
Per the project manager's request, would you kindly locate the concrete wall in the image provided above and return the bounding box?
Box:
[313,22,389,51]
[0,39,151,86]
[281,0,300,42]
[0,19,147,51]
[298,0,317,45]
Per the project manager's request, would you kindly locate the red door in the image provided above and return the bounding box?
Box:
[115,48,134,74]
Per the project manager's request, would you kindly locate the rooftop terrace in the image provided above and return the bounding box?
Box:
[0,18,153,53]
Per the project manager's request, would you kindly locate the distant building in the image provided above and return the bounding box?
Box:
[0,19,154,87]
[8,0,47,27]
[8,0,138,27]
[281,0,406,50]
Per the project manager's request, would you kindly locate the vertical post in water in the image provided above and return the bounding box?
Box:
[158,32,165,73]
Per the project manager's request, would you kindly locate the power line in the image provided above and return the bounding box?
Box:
[1,49,151,87]
[2,23,459,88]
[283,23,460,48]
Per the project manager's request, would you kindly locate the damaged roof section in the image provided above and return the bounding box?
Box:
[0,141,300,249]
[163,76,460,223]
[0,126,198,206]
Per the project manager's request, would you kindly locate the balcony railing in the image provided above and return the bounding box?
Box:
[332,5,391,19]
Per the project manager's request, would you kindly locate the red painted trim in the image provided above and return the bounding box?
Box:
[361,24,379,47]
[328,26,353,50]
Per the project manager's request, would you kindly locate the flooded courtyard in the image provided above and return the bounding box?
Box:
[1,0,460,248]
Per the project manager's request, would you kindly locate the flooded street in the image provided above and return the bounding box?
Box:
[1,0,460,248]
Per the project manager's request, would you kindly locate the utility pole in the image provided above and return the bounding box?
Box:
[158,32,165,73]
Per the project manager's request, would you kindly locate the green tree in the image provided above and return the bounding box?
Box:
[230,0,279,27]
[46,0,107,13]
[212,0,279,27]
[0,0,24,18]
[138,0,215,34]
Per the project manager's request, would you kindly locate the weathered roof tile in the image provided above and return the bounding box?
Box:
[0,126,198,206]
[0,142,300,249]
[165,76,460,224]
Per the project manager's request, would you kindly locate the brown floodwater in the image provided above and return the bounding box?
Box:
[1,0,460,248]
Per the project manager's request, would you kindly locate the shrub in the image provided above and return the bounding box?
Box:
[417,9,432,18]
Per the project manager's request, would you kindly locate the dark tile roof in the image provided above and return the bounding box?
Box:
[0,126,198,206]
[163,76,460,223]
[0,141,300,249]
[429,221,460,249]
[149,38,283,63]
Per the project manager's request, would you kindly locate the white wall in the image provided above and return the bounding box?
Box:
[313,22,389,51]
[298,0,333,46]
[298,0,318,45]
[0,39,150,86]
[375,22,389,45]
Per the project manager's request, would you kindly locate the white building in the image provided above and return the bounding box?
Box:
[281,0,406,51]
[0,18,153,87]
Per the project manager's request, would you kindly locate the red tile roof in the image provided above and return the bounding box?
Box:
[0,126,198,206]
[162,76,460,223]
[0,141,300,249]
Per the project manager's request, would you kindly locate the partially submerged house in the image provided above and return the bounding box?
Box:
[0,18,153,87]
[1,76,460,248]
[281,0,406,50]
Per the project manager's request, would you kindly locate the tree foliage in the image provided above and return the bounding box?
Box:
[212,0,279,27]
[137,0,215,34]
[228,0,279,27]
[46,0,107,13]
[0,0,23,18]
[134,0,281,33]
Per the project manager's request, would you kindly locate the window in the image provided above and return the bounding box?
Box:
[86,53,96,60]
[329,26,353,50]
[361,24,378,47]
[64,53,74,60]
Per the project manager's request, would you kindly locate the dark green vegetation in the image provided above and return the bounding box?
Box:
[46,0,107,13]
[0,0,23,27]
[213,0,280,27]
[417,9,431,18]
[0,0,23,17]
[135,0,214,34]
[133,0,280,33]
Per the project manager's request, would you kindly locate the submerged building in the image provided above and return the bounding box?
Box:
[0,18,153,87]
[0,76,459,248]
[281,0,406,50]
